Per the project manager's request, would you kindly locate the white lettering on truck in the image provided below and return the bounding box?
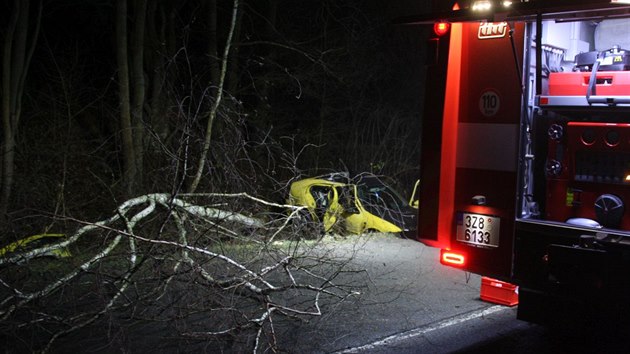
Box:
[478,22,508,39]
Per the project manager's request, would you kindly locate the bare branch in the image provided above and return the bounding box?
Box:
[1,191,362,353]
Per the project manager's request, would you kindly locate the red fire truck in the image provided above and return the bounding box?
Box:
[402,0,630,323]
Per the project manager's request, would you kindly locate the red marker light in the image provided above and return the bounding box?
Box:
[441,249,466,266]
[434,21,451,37]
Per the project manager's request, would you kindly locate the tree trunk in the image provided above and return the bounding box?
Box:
[207,0,220,89]
[0,1,19,222]
[255,0,279,118]
[1,0,42,222]
[116,0,137,196]
[188,0,240,193]
[131,0,147,189]
[146,0,167,142]
[225,1,243,94]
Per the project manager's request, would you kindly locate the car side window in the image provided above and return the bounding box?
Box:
[310,186,331,219]
[335,186,359,214]
[357,185,404,217]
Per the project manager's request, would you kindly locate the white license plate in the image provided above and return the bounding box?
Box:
[456,213,500,248]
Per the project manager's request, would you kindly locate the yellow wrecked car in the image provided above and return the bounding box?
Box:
[287,173,418,236]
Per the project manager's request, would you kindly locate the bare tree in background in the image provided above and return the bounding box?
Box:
[188,0,240,193]
[1,0,42,223]
[115,0,149,196]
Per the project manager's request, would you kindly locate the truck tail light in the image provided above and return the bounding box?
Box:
[441,249,466,266]
[434,21,451,36]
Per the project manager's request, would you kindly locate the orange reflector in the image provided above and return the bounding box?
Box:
[480,277,519,306]
[441,249,466,266]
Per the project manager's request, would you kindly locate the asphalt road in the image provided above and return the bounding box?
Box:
[48,233,487,354]
[279,234,492,353]
[282,234,630,354]
[337,301,630,354]
[44,233,630,353]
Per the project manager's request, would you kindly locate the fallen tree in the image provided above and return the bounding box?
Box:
[0,193,363,353]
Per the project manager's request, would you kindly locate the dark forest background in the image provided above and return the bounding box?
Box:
[1,0,433,237]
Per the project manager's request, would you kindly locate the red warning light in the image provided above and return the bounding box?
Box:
[434,21,451,37]
[441,249,466,266]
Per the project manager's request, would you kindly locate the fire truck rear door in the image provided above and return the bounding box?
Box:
[427,20,525,278]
